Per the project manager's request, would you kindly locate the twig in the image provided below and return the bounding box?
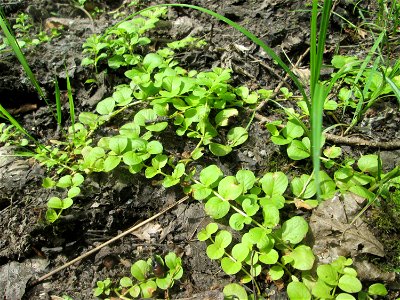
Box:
[31,195,189,285]
[255,112,400,150]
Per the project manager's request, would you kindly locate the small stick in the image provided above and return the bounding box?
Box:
[32,195,189,285]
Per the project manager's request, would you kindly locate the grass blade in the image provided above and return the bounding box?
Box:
[54,78,62,126]
[65,70,75,136]
[0,9,47,102]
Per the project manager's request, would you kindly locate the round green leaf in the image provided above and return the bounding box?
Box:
[206,243,224,260]
[62,198,73,209]
[287,282,311,300]
[197,222,218,241]
[336,293,356,300]
[368,283,387,296]
[260,172,288,196]
[338,275,362,293]
[147,140,163,154]
[143,53,163,72]
[215,108,238,127]
[134,109,157,126]
[104,155,121,172]
[285,120,304,139]
[317,264,338,285]
[191,183,212,200]
[67,186,81,198]
[227,126,248,147]
[200,165,223,186]
[72,173,84,186]
[130,260,149,281]
[156,274,172,290]
[281,216,308,244]
[109,137,128,155]
[269,265,284,280]
[289,245,315,271]
[262,204,280,228]
[358,154,379,175]
[139,280,157,298]
[123,151,142,166]
[323,146,342,159]
[223,283,248,300]
[120,122,140,138]
[57,175,72,188]
[287,139,310,160]
[218,176,242,200]
[231,243,250,262]
[290,174,316,199]
[259,249,279,265]
[221,257,242,275]
[311,280,333,299]
[96,98,115,115]
[47,197,63,209]
[215,230,232,248]
[209,142,232,156]
[236,169,256,192]
[120,277,133,287]
[229,213,251,231]
[205,197,230,219]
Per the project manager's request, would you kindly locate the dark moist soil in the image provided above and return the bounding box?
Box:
[0,0,400,299]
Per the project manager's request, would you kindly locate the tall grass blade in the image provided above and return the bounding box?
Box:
[65,70,75,136]
[0,10,47,102]
[54,78,62,126]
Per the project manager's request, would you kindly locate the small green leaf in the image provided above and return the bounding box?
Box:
[47,197,63,209]
[259,249,279,265]
[200,165,223,186]
[269,265,284,280]
[120,122,140,138]
[336,293,356,300]
[139,280,157,298]
[227,126,248,147]
[262,204,280,228]
[46,209,58,223]
[287,282,311,300]
[72,173,84,186]
[206,243,224,260]
[287,139,310,160]
[120,277,133,287]
[67,186,81,198]
[123,151,142,166]
[57,175,72,188]
[197,223,218,241]
[260,172,288,196]
[218,176,243,200]
[145,166,159,178]
[191,183,213,200]
[323,146,342,159]
[96,98,115,115]
[221,257,242,275]
[130,260,149,281]
[215,108,238,127]
[311,280,333,299]
[209,143,232,156]
[205,197,230,219]
[143,53,163,72]
[223,283,248,300]
[368,283,388,296]
[281,216,308,244]
[289,245,315,271]
[42,177,56,188]
[338,275,362,293]
[146,122,168,132]
[147,140,163,154]
[109,136,128,155]
[231,243,250,262]
[236,169,255,192]
[104,155,121,172]
[62,198,73,209]
[358,154,380,175]
[215,230,232,248]
[317,264,338,286]
[229,213,251,231]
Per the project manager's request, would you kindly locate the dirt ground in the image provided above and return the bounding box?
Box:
[0,0,399,299]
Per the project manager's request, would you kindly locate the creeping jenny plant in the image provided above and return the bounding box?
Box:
[1,2,398,300]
